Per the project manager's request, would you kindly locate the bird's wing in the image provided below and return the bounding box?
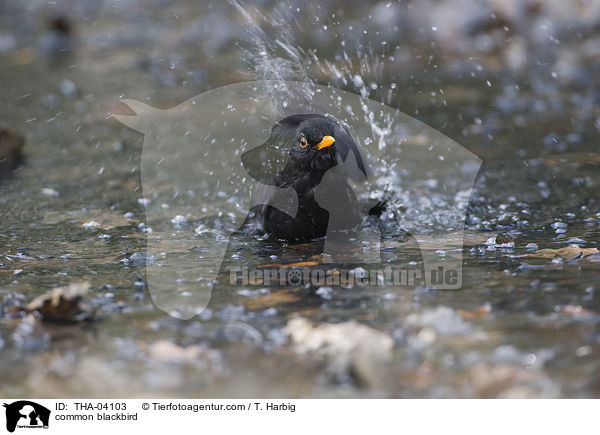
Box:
[333,124,368,179]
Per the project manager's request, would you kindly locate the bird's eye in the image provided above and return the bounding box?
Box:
[299,137,308,148]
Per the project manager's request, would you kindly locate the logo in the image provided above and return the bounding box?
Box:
[286,269,303,285]
[3,401,50,433]
[113,81,481,319]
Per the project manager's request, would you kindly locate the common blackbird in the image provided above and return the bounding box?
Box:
[242,114,382,242]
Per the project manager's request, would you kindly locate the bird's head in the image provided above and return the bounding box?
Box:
[288,117,338,172]
[241,114,367,186]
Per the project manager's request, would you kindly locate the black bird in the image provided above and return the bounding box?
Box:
[242,114,382,242]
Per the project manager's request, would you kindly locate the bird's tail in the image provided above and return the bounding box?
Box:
[368,183,395,218]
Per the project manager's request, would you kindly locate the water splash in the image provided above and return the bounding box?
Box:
[230,0,388,102]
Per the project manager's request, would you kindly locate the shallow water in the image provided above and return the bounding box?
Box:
[1,0,599,398]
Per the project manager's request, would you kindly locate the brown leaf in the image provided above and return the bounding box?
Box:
[308,253,334,263]
[527,244,598,260]
[258,261,319,268]
[558,305,597,316]
[557,245,583,260]
[527,248,559,259]
[243,289,302,310]
[581,248,599,257]
[495,233,514,244]
[26,282,94,322]
[458,303,492,320]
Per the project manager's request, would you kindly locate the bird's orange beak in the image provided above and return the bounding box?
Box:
[316,135,335,150]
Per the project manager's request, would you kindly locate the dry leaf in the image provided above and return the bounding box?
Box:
[527,244,598,260]
[558,305,596,316]
[458,303,492,320]
[557,245,584,260]
[308,253,334,263]
[495,233,514,245]
[26,282,94,322]
[258,261,319,268]
[243,289,302,310]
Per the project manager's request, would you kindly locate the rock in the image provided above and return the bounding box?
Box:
[406,306,471,335]
[59,79,77,98]
[82,220,100,228]
[525,243,538,251]
[485,234,515,248]
[41,187,59,197]
[12,315,51,351]
[26,282,94,322]
[0,127,25,175]
[145,340,205,363]
[485,236,497,245]
[284,317,394,387]
[170,215,188,225]
[127,251,156,267]
[315,286,333,300]
[467,363,525,398]
[77,209,139,230]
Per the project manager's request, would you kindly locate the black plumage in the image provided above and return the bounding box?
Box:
[242,114,381,242]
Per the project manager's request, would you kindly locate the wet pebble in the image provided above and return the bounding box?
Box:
[125,252,156,266]
[41,187,59,197]
[486,234,515,248]
[217,305,246,322]
[13,316,51,351]
[171,215,188,225]
[284,317,394,387]
[213,321,263,345]
[350,267,368,279]
[82,220,100,228]
[406,306,471,335]
[113,141,124,152]
[58,79,77,98]
[315,286,333,300]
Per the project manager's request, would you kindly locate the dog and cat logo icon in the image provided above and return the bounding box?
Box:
[3,401,50,432]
